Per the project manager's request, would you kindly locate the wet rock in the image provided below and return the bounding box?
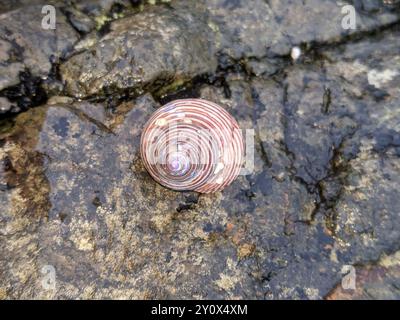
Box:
[204,0,283,58]
[0,63,24,91]
[61,0,399,100]
[281,65,360,186]
[268,0,398,49]
[0,0,59,14]
[327,251,400,300]
[0,3,79,115]
[70,0,138,35]
[61,2,218,98]
[198,79,341,299]
[0,80,319,298]
[1,0,400,300]
[72,0,134,19]
[205,0,399,58]
[63,7,96,34]
[0,94,264,298]
[325,28,400,100]
[0,97,12,114]
[0,38,24,91]
[0,4,79,80]
[0,71,48,114]
[333,145,400,260]
[196,26,400,298]
[319,28,400,262]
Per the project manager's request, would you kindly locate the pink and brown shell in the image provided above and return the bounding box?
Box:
[140,99,244,193]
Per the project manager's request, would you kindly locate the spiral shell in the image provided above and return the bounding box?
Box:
[140,99,244,193]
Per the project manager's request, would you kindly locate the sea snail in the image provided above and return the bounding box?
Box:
[140,99,244,193]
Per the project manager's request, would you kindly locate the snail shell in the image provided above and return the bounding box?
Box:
[140,99,244,193]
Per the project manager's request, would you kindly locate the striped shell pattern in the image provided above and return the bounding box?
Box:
[140,99,244,193]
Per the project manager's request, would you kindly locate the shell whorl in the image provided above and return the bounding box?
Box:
[140,99,244,193]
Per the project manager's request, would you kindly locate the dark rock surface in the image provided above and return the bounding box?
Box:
[61,1,218,99]
[0,2,78,114]
[0,0,399,299]
[60,0,399,99]
[327,251,400,299]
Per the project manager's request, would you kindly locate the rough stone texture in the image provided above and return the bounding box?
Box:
[0,0,140,114]
[0,4,78,79]
[327,251,400,299]
[0,3,79,114]
[0,97,12,114]
[269,0,398,49]
[61,0,399,98]
[206,0,399,58]
[61,2,218,98]
[0,0,400,300]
